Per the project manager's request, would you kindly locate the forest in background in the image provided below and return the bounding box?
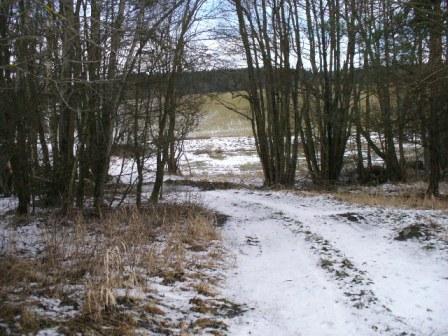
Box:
[0,0,447,216]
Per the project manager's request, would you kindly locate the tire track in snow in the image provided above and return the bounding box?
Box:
[200,189,428,336]
[224,190,448,335]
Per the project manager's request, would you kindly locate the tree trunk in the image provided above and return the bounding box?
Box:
[426,0,443,196]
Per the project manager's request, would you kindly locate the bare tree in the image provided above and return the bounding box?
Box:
[232,0,301,186]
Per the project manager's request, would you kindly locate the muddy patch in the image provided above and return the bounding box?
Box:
[214,212,231,227]
[336,212,365,222]
[245,236,260,246]
[394,222,446,243]
[190,297,246,319]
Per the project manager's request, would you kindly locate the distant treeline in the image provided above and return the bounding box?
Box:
[125,68,249,95]
[126,66,419,96]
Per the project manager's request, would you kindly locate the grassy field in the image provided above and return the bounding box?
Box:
[190,90,384,139]
[190,92,252,138]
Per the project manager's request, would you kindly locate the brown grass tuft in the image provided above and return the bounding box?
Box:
[194,282,216,297]
[19,306,48,333]
[143,304,165,315]
[335,192,448,210]
[0,256,42,286]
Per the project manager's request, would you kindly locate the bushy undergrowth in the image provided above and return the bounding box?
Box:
[0,202,224,335]
[334,191,448,210]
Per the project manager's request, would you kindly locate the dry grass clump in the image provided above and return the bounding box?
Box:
[142,202,220,284]
[83,243,135,321]
[143,304,165,315]
[194,282,216,297]
[185,209,220,244]
[19,307,41,333]
[335,192,448,210]
[192,317,227,333]
[0,302,52,334]
[0,256,42,286]
[159,229,187,283]
[0,201,221,334]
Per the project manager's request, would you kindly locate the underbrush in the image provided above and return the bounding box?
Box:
[0,202,231,335]
[334,189,448,210]
[295,179,448,210]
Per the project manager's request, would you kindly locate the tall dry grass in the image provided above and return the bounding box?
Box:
[0,201,220,334]
[334,192,448,210]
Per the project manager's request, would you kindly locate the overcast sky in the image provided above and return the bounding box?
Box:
[194,0,246,69]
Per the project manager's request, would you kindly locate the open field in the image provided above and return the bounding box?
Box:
[190,92,252,138]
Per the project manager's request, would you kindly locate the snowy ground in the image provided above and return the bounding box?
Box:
[63,134,448,335]
[189,189,448,336]
[109,137,263,186]
[2,135,447,335]
[110,134,427,190]
[2,187,447,335]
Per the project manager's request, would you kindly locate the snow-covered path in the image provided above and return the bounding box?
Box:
[199,189,448,336]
